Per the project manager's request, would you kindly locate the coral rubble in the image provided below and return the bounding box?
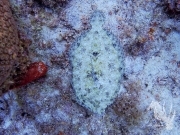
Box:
[35,0,70,8]
[164,0,180,19]
[1,0,180,134]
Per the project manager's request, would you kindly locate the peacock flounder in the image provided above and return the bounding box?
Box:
[70,11,124,114]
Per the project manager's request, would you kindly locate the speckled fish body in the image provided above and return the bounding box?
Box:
[70,11,124,114]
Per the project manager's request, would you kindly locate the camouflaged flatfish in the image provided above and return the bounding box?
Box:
[70,11,124,114]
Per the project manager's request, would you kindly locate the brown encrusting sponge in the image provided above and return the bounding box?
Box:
[0,0,19,87]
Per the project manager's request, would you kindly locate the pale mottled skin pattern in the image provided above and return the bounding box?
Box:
[0,0,19,87]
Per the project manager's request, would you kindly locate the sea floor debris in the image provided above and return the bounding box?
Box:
[0,0,180,134]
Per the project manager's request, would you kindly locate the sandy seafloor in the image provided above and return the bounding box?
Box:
[0,0,180,135]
